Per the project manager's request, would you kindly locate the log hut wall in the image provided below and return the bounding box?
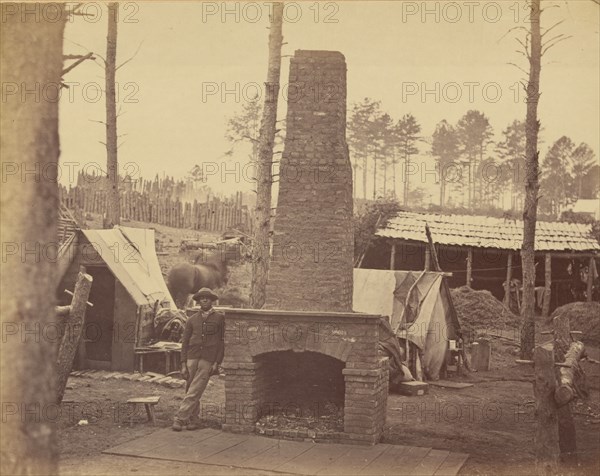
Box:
[362,238,599,313]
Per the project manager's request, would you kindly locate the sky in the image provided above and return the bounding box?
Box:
[59,1,600,199]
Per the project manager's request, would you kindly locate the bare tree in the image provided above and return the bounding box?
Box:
[104,2,120,228]
[250,2,284,308]
[520,0,542,359]
[516,0,574,359]
[1,4,66,473]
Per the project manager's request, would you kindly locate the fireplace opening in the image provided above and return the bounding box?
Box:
[255,350,345,435]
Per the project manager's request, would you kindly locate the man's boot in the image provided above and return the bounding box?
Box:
[172,420,184,432]
[186,420,200,431]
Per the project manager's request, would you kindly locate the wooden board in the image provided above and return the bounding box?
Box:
[103,429,469,476]
[203,435,278,465]
[142,431,249,462]
[434,452,470,475]
[428,380,474,389]
[316,444,389,475]
[393,446,434,473]
[361,445,412,475]
[126,396,160,404]
[242,439,314,471]
[415,449,451,475]
[275,443,353,475]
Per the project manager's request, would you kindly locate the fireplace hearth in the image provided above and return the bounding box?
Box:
[222,309,389,444]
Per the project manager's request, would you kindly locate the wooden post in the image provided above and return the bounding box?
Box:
[390,243,396,270]
[553,314,578,466]
[466,248,473,288]
[424,246,431,271]
[586,256,594,302]
[533,342,559,474]
[504,252,513,308]
[56,269,93,403]
[543,253,552,317]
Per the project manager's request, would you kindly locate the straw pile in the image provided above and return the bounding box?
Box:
[551,302,600,344]
[450,286,521,339]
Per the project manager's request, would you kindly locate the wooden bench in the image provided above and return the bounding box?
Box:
[135,347,181,374]
[126,396,160,427]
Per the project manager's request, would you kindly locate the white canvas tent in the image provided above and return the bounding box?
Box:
[58,226,174,371]
[81,226,175,308]
[353,269,461,380]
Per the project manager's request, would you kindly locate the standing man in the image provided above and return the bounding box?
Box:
[173,287,224,431]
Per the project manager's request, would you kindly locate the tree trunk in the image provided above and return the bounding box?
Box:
[372,156,377,199]
[250,2,283,308]
[362,155,367,199]
[466,157,472,208]
[520,0,542,360]
[553,314,578,466]
[382,157,387,197]
[439,172,446,207]
[466,248,473,288]
[403,154,410,205]
[1,4,65,473]
[104,3,120,228]
[504,252,513,308]
[533,343,559,474]
[56,270,93,403]
[586,256,594,302]
[542,253,552,317]
[392,152,397,199]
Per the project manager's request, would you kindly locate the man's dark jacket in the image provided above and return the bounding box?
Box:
[181,308,224,364]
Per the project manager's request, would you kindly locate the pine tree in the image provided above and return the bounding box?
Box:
[497,120,526,211]
[396,114,421,205]
[457,110,493,208]
[431,120,460,207]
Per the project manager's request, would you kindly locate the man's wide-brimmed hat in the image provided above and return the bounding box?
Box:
[193,288,219,301]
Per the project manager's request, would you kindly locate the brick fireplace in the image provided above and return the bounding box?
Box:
[222,310,388,444]
[222,50,389,444]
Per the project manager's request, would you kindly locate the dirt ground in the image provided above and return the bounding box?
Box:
[60,218,600,475]
[58,340,600,475]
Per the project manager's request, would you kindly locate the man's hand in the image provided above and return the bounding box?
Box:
[210,362,218,375]
[181,364,189,381]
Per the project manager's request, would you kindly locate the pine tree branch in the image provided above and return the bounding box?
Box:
[508,62,530,76]
[116,40,144,71]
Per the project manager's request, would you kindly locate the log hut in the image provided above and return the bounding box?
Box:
[362,211,600,315]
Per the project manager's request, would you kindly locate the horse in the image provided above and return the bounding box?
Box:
[167,252,230,309]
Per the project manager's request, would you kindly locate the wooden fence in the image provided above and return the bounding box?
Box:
[60,186,254,233]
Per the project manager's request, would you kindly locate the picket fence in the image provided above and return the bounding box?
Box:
[59,186,254,233]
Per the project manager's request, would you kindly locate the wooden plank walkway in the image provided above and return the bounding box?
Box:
[103,428,468,475]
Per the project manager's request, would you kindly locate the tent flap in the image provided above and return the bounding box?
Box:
[82,226,174,307]
[353,268,459,380]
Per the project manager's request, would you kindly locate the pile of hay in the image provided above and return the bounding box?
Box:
[551,302,600,345]
[450,286,521,340]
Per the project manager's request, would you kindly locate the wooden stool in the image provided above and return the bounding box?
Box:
[126,396,160,427]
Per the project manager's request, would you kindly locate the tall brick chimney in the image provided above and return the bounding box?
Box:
[266,50,353,312]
